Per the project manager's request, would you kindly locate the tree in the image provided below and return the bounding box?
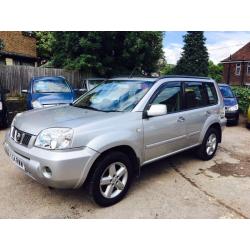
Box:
[35,32,55,61]
[174,31,209,76]
[208,60,223,82]
[0,38,5,50]
[50,31,164,76]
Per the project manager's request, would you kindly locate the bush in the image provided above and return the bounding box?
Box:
[231,86,250,114]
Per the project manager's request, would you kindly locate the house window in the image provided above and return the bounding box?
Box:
[235,63,241,75]
[247,62,250,75]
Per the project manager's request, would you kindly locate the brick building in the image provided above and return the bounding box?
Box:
[0,31,38,66]
[221,42,250,86]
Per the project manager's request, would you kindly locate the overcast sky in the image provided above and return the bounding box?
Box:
[163,31,250,64]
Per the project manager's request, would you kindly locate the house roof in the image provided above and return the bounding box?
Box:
[0,50,38,61]
[221,42,250,63]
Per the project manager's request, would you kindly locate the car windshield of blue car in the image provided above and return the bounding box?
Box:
[33,79,71,93]
[219,86,234,98]
[73,80,154,112]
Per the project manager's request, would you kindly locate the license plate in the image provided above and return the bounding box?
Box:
[9,152,25,170]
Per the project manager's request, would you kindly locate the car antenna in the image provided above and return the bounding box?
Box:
[129,66,137,78]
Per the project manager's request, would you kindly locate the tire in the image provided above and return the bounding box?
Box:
[196,128,219,161]
[228,118,239,126]
[2,111,9,128]
[0,111,8,129]
[233,117,239,126]
[89,151,133,207]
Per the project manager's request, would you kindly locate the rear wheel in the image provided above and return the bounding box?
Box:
[89,151,133,207]
[197,128,219,161]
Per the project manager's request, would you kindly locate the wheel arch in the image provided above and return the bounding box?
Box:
[206,122,222,143]
[85,145,141,186]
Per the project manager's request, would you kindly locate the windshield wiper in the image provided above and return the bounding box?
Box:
[103,110,123,112]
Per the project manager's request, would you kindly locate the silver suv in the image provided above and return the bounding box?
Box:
[4,76,226,206]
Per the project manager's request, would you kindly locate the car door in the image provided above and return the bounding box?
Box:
[143,82,187,163]
[182,81,210,146]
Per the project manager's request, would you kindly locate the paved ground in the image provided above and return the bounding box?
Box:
[0,116,249,218]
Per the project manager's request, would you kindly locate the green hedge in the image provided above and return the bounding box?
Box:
[231,86,250,114]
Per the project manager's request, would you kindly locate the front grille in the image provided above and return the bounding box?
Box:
[11,127,32,146]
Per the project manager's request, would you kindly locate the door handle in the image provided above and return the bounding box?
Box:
[177,116,185,122]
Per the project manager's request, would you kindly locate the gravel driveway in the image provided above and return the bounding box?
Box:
[0,116,249,218]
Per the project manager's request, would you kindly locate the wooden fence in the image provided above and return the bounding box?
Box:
[0,65,89,95]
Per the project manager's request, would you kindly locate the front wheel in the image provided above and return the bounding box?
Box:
[89,151,133,207]
[197,128,219,161]
[0,110,9,129]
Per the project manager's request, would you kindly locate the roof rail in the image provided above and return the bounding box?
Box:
[110,75,155,79]
[159,75,212,80]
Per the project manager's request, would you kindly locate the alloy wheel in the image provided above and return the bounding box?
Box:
[206,133,217,156]
[99,162,128,199]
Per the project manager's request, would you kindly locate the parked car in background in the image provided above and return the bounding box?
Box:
[82,78,106,91]
[5,76,226,206]
[218,83,239,125]
[22,76,77,109]
[0,84,9,129]
[247,104,250,128]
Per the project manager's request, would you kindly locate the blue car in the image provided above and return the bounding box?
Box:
[218,83,239,125]
[22,76,76,109]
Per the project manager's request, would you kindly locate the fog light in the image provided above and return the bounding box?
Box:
[42,166,52,178]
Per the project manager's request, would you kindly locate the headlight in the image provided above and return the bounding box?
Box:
[35,128,73,150]
[32,100,43,109]
[228,104,238,111]
[0,101,2,111]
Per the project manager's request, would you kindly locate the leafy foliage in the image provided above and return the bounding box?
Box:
[174,32,209,76]
[159,62,175,76]
[49,31,164,76]
[231,86,250,114]
[34,32,55,60]
[208,61,223,82]
[0,38,5,50]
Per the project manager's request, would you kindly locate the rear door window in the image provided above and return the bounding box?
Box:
[184,82,207,109]
[204,82,218,105]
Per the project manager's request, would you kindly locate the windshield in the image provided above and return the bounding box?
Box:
[33,78,71,93]
[219,86,234,98]
[73,80,154,112]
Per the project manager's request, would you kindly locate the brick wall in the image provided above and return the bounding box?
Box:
[0,31,37,58]
[222,62,250,85]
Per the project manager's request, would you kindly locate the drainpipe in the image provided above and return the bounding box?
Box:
[241,59,245,86]
[227,55,232,84]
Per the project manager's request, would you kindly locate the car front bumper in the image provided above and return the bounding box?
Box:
[225,110,239,121]
[4,131,99,189]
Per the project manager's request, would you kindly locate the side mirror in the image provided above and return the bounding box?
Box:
[147,104,167,117]
[22,89,28,94]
